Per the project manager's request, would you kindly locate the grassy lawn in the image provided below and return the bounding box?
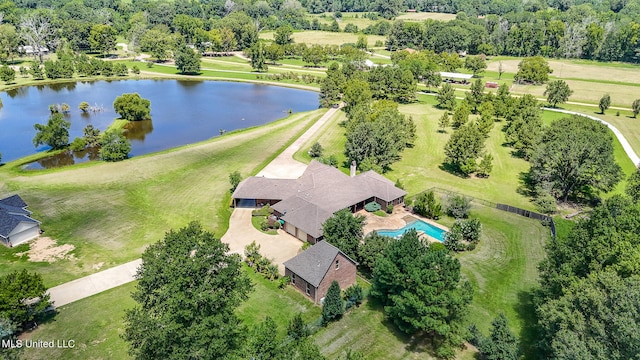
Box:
[396,12,457,21]
[260,30,385,46]
[21,266,322,360]
[0,109,325,287]
[250,215,278,235]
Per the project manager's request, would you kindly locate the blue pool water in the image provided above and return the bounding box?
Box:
[376,220,447,242]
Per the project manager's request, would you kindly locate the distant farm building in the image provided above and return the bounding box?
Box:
[440,71,474,84]
[485,81,499,88]
[0,195,41,247]
[232,160,407,243]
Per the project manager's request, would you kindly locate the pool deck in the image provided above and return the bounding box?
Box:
[359,206,449,243]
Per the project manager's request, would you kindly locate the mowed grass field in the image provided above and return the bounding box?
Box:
[260,30,385,46]
[0,109,325,287]
[21,267,322,360]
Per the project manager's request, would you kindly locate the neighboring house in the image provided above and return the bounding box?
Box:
[0,195,41,247]
[232,160,407,243]
[284,241,357,304]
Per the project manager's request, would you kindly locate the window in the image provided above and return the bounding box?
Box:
[335,259,340,270]
[291,273,296,285]
[305,283,310,296]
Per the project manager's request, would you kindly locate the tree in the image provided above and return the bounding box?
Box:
[493,83,512,119]
[447,194,471,218]
[599,93,611,114]
[413,191,442,219]
[123,221,252,359]
[465,79,485,113]
[0,24,19,63]
[464,56,487,76]
[343,79,372,115]
[544,80,573,107]
[19,14,54,63]
[626,166,640,203]
[358,233,391,274]
[633,99,640,118]
[249,41,268,72]
[322,281,344,324]
[274,25,293,45]
[33,113,70,150]
[229,171,242,192]
[498,61,504,79]
[530,116,622,202]
[100,131,131,162]
[436,83,456,110]
[303,44,328,67]
[79,102,90,113]
[438,112,450,132]
[174,43,201,74]
[140,27,174,61]
[452,101,471,128]
[113,93,151,121]
[89,24,117,56]
[243,316,280,359]
[477,153,493,177]
[479,313,519,360]
[371,230,472,357]
[444,122,485,175]
[265,43,284,64]
[0,65,15,84]
[0,270,51,333]
[319,62,345,108]
[82,125,101,148]
[29,63,44,80]
[355,35,368,50]
[504,94,542,160]
[322,209,365,261]
[308,142,323,158]
[514,56,553,84]
[287,313,309,340]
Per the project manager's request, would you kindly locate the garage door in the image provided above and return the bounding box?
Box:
[9,227,39,246]
[236,199,257,208]
[296,229,307,241]
[285,222,295,236]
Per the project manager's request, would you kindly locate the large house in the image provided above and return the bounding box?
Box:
[232,160,407,243]
[283,240,357,304]
[0,195,41,247]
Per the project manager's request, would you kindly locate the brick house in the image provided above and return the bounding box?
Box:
[283,241,357,304]
[232,160,407,243]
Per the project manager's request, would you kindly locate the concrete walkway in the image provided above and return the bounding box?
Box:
[256,105,341,179]
[45,106,338,307]
[47,259,141,307]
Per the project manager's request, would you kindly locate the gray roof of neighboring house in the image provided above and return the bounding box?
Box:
[0,195,39,239]
[233,161,407,239]
[283,241,357,288]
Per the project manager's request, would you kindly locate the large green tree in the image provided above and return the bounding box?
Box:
[322,281,344,324]
[33,113,70,150]
[319,62,345,108]
[436,83,456,110]
[123,221,252,359]
[514,56,553,84]
[371,230,473,358]
[529,115,622,202]
[274,25,294,45]
[0,270,51,334]
[99,130,131,162]
[113,93,151,121]
[174,43,201,74]
[504,94,542,160]
[544,80,573,107]
[444,122,485,175]
[89,24,117,56]
[322,209,365,261]
[626,166,640,203]
[140,26,175,61]
[358,233,391,274]
[249,41,268,72]
[599,93,611,114]
[479,314,520,360]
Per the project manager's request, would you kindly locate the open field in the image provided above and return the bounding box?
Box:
[396,12,457,21]
[307,12,378,30]
[511,80,640,109]
[260,30,385,46]
[21,266,322,360]
[0,109,324,287]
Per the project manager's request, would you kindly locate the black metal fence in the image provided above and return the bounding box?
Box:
[418,187,557,239]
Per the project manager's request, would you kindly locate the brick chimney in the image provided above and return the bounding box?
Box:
[350,161,356,177]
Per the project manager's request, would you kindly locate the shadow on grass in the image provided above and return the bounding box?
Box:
[517,171,536,198]
[515,290,541,360]
[365,296,441,358]
[439,162,470,179]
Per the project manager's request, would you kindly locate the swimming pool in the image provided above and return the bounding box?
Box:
[376,220,447,242]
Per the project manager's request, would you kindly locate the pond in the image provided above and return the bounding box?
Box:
[0,80,319,168]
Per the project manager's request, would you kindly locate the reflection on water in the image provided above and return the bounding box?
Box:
[123,120,154,141]
[24,148,100,170]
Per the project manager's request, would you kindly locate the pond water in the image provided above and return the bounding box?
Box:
[0,80,318,168]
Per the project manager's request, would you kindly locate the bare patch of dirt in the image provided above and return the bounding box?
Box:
[15,237,75,263]
[92,262,105,270]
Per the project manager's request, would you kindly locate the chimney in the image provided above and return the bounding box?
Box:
[350,161,356,177]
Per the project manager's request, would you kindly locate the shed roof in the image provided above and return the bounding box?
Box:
[439,71,473,80]
[0,195,38,239]
[283,241,357,287]
[0,194,27,208]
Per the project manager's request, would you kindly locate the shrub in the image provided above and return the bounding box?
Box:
[279,276,290,289]
[458,218,481,243]
[386,205,393,214]
[444,228,465,251]
[344,284,364,310]
[414,191,442,219]
[252,205,272,217]
[322,281,344,324]
[229,171,241,192]
[70,137,86,151]
[447,194,471,218]
[308,142,323,158]
[534,191,557,214]
[365,201,382,212]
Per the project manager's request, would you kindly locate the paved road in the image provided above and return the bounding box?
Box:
[256,105,341,179]
[47,259,141,307]
[46,107,337,307]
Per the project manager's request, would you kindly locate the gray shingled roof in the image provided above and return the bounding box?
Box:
[234,161,407,239]
[0,195,39,239]
[283,241,357,287]
[0,194,27,208]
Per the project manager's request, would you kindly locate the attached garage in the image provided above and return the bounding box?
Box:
[8,222,40,246]
[296,229,307,241]
[285,222,296,236]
